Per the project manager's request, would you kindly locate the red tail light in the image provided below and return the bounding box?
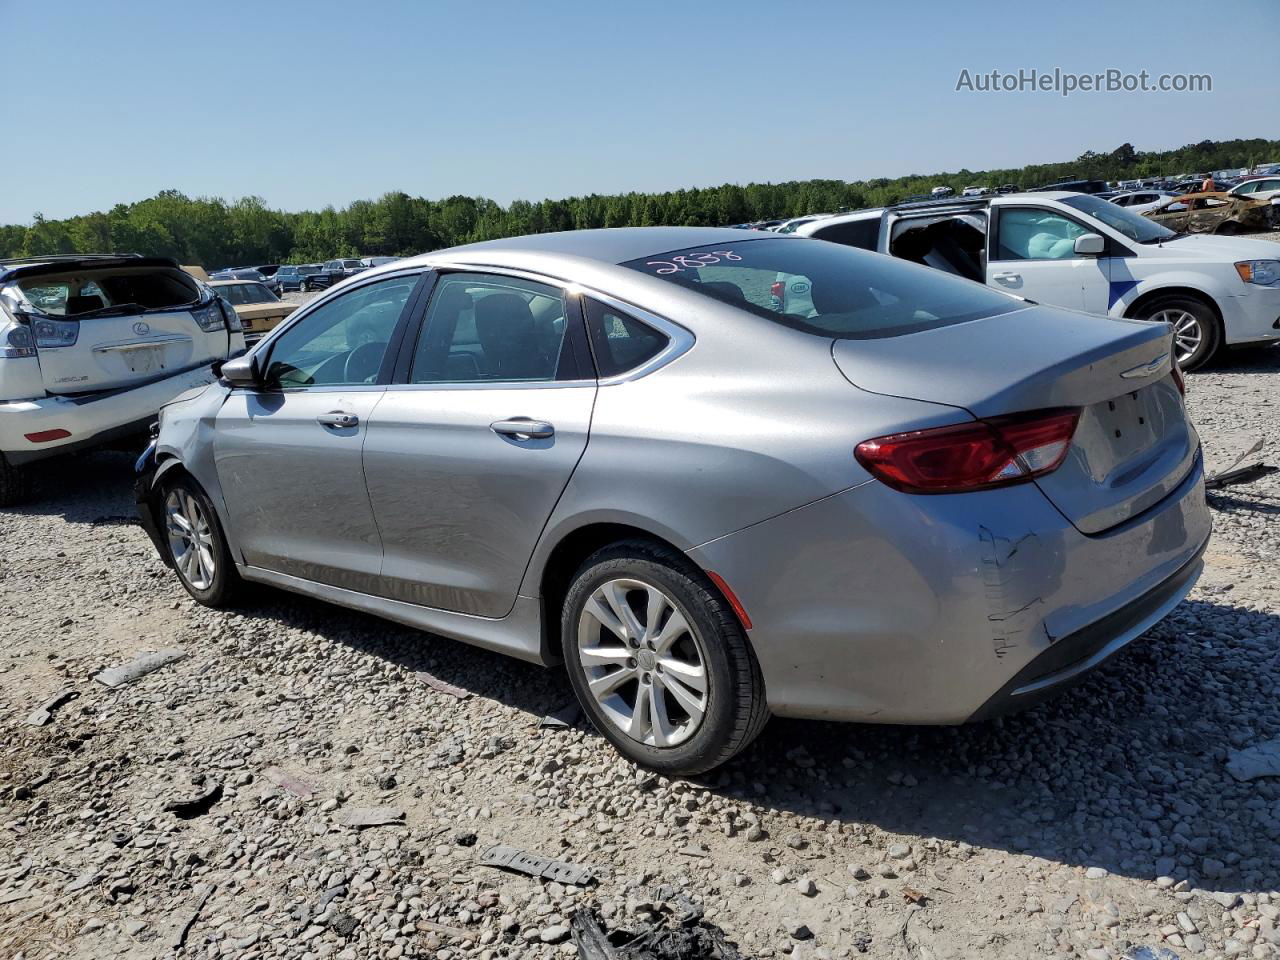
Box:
[1170,362,1186,396]
[855,409,1081,494]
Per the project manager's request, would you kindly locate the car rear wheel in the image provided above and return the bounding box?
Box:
[163,476,239,607]
[561,541,769,775]
[0,453,32,507]
[1137,294,1220,371]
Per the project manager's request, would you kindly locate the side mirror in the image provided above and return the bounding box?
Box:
[1073,233,1106,256]
[219,354,261,388]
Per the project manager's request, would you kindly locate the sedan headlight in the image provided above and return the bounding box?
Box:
[190,299,227,332]
[1235,260,1280,286]
[32,316,79,347]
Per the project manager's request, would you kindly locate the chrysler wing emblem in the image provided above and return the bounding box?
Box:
[132,320,151,336]
[1120,353,1169,379]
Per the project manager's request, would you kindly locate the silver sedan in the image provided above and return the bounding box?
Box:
[136,227,1210,774]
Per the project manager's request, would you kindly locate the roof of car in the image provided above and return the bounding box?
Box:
[422,227,772,267]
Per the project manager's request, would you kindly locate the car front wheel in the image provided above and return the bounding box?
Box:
[561,541,769,775]
[1137,294,1220,371]
[163,476,239,607]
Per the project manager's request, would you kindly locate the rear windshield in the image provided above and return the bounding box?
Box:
[623,238,1021,339]
[217,282,276,305]
[16,267,200,317]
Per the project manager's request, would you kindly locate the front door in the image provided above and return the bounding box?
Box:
[987,206,1111,314]
[214,272,424,591]
[362,271,596,618]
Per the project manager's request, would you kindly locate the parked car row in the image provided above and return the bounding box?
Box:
[131,227,1212,774]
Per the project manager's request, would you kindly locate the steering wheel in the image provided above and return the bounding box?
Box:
[343,341,387,384]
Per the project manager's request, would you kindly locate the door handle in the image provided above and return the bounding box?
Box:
[317,411,359,428]
[490,418,554,440]
[994,272,1021,283]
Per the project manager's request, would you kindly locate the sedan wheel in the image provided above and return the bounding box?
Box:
[577,578,709,748]
[562,541,769,775]
[1150,308,1203,367]
[162,477,238,606]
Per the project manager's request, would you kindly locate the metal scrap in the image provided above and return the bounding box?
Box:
[337,806,405,828]
[569,906,745,959]
[413,669,472,700]
[94,649,187,688]
[1205,438,1277,490]
[24,689,79,726]
[479,844,596,886]
[263,766,318,799]
[1226,737,1280,781]
[169,883,215,950]
[163,782,223,819]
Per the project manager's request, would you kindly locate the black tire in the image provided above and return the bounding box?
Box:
[0,453,32,507]
[1133,293,1220,372]
[161,474,240,607]
[1215,221,1239,236]
[561,540,769,775]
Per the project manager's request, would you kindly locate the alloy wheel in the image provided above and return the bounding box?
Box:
[1150,308,1202,366]
[165,488,216,591]
[575,578,709,748]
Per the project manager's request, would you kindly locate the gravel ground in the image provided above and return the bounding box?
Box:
[2,285,1280,960]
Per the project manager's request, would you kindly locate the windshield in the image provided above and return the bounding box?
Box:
[217,282,276,305]
[624,238,1022,340]
[1060,193,1177,243]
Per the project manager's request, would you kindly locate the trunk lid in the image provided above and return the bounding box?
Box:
[833,304,1198,534]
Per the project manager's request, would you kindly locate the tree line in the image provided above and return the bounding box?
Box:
[3,137,1276,268]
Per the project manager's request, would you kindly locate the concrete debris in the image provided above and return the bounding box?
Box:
[94,648,187,688]
[263,765,318,799]
[336,806,405,828]
[1225,737,1280,781]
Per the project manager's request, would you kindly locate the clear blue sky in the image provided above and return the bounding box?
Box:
[5,0,1274,224]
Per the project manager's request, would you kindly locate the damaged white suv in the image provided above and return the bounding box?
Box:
[0,255,245,505]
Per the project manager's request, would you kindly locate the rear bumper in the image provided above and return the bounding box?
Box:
[689,451,1210,724]
[0,362,218,464]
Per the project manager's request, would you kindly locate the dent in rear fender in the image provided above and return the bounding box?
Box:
[686,465,1210,724]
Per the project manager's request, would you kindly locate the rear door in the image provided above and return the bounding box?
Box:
[214,271,426,591]
[362,271,596,617]
[986,205,1111,313]
[21,266,227,394]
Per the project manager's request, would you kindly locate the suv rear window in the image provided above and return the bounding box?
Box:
[623,238,1020,340]
[17,267,200,317]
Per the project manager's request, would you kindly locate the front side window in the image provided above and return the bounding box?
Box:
[410,273,568,383]
[263,274,418,388]
[584,298,668,377]
[1059,193,1177,243]
[994,209,1090,261]
[624,238,1020,340]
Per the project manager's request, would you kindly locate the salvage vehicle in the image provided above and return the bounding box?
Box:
[795,193,1280,370]
[1228,176,1280,205]
[211,267,281,298]
[137,227,1209,774]
[1109,190,1174,214]
[1142,192,1269,237]
[207,279,297,343]
[0,254,244,505]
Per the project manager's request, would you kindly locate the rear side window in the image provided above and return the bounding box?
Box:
[584,299,668,377]
[810,218,880,250]
[624,238,1019,340]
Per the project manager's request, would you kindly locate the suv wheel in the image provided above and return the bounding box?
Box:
[561,541,769,775]
[1137,294,1220,371]
[163,476,239,607]
[0,453,32,507]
